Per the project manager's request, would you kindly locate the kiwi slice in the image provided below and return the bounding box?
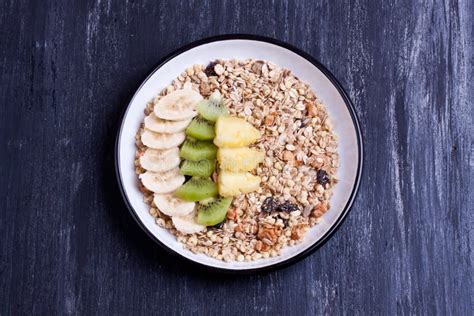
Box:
[180,159,215,177]
[197,197,233,226]
[186,116,215,140]
[175,177,218,201]
[180,138,217,161]
[196,91,229,122]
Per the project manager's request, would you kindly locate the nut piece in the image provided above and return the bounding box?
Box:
[311,202,328,218]
[226,209,237,220]
[306,102,318,117]
[264,114,275,126]
[257,224,282,245]
[282,150,295,161]
[290,224,308,240]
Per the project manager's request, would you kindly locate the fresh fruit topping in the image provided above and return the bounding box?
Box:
[217,170,261,197]
[144,112,191,133]
[316,169,330,185]
[185,116,215,140]
[139,168,185,194]
[172,212,206,234]
[141,129,185,150]
[139,147,180,172]
[175,177,218,201]
[214,116,261,148]
[180,159,216,177]
[196,91,229,122]
[217,147,264,172]
[179,138,217,161]
[154,88,203,121]
[153,193,195,217]
[196,197,233,226]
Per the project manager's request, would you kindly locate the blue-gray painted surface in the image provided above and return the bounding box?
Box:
[0,0,472,314]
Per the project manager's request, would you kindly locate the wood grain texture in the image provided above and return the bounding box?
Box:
[0,0,472,314]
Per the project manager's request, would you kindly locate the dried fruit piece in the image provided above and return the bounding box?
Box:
[261,197,279,213]
[204,61,218,77]
[276,201,299,213]
[316,169,330,185]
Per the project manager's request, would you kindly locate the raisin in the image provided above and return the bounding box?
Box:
[261,197,279,213]
[204,61,218,77]
[316,169,330,185]
[276,201,299,213]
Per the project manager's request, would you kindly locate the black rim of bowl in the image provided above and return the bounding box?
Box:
[114,34,364,274]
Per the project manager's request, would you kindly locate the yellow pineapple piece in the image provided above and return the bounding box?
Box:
[217,147,264,172]
[214,116,261,148]
[218,170,261,197]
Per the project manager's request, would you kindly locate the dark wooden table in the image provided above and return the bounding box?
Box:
[1,1,472,315]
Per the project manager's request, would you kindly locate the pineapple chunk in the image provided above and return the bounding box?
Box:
[214,116,261,148]
[217,147,264,172]
[218,171,261,197]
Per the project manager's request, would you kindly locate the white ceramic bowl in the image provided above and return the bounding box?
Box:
[115,35,363,272]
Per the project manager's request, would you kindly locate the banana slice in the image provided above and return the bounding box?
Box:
[172,211,206,234]
[153,193,195,217]
[139,168,185,194]
[139,148,180,172]
[144,112,191,133]
[154,88,203,121]
[141,129,185,150]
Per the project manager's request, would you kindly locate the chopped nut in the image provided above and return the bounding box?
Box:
[226,209,237,220]
[306,102,318,117]
[311,202,328,218]
[290,224,308,240]
[282,150,295,161]
[264,114,275,126]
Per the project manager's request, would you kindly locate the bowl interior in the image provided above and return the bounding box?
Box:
[116,38,361,271]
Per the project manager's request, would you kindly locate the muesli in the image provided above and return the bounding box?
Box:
[135,59,339,262]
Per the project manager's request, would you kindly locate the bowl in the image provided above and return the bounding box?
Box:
[115,35,363,272]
